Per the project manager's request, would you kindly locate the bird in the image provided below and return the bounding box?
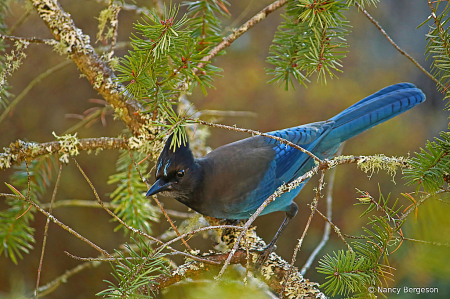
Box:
[146,83,425,264]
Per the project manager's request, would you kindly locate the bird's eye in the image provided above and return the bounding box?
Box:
[177,170,185,178]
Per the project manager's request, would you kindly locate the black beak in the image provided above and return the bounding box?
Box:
[146,178,172,197]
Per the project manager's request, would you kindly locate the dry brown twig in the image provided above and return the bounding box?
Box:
[356,2,441,88]
[35,164,62,298]
[7,182,114,260]
[281,170,326,295]
[198,0,288,69]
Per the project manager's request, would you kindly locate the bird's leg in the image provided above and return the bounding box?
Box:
[255,202,298,269]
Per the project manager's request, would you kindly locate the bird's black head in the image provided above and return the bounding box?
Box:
[146,133,202,203]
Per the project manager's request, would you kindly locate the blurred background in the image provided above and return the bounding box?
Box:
[1,0,449,298]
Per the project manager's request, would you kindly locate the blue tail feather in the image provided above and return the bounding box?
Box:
[333,83,416,118]
[325,84,425,145]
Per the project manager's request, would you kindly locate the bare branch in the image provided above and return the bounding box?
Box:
[195,119,323,163]
[356,2,442,88]
[281,170,326,295]
[198,0,287,67]
[300,143,345,275]
[12,186,114,259]
[64,248,220,265]
[40,199,194,218]
[35,164,62,297]
[0,59,72,125]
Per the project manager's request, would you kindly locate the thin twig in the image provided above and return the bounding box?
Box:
[356,2,442,88]
[8,183,114,259]
[40,199,194,218]
[105,4,120,60]
[0,59,72,124]
[25,160,31,204]
[64,248,219,265]
[281,170,326,296]
[343,233,366,239]
[315,208,352,251]
[32,260,97,298]
[0,193,22,199]
[7,8,32,35]
[402,237,450,247]
[300,144,345,275]
[198,109,257,118]
[198,0,287,68]
[70,157,165,246]
[195,119,322,163]
[35,164,62,298]
[154,225,243,253]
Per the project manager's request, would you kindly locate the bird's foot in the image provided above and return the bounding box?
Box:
[254,244,276,271]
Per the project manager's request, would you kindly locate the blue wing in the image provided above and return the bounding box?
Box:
[243,122,334,214]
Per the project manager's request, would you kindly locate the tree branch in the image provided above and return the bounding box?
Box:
[0,59,72,125]
[0,34,58,44]
[145,225,326,299]
[356,2,442,88]
[195,119,322,163]
[30,0,146,135]
[198,0,287,67]
[0,137,127,170]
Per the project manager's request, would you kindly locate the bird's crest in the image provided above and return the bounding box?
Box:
[156,132,194,178]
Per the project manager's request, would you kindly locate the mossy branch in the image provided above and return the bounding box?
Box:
[142,222,326,299]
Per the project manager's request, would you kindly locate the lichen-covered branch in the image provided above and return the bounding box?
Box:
[0,34,58,44]
[0,137,126,170]
[30,0,145,135]
[145,225,326,299]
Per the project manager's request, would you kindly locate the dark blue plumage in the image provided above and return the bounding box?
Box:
[146,83,425,262]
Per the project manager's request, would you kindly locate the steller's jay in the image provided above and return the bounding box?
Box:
[146,83,425,264]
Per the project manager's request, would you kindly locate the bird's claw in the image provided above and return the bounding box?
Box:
[254,245,277,271]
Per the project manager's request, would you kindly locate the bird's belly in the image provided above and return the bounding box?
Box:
[203,184,304,220]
